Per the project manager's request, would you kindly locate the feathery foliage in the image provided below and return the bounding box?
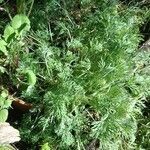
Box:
[0,0,149,149]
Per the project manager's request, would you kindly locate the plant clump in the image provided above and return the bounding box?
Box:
[0,0,149,150]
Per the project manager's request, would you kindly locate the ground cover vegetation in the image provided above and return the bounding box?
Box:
[0,0,150,150]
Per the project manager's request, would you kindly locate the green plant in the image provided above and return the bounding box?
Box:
[0,90,11,122]
[0,14,33,85]
[12,1,148,150]
[0,14,30,67]
[134,42,150,149]
[0,0,149,150]
[0,14,31,121]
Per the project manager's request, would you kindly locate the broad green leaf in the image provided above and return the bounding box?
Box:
[41,143,51,150]
[0,39,7,46]
[0,97,5,107]
[0,109,8,122]
[0,40,8,55]
[0,45,8,56]
[4,99,12,108]
[1,90,8,98]
[18,23,29,33]
[11,15,30,32]
[26,70,36,86]
[6,32,16,43]
[4,25,15,42]
[26,85,34,96]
